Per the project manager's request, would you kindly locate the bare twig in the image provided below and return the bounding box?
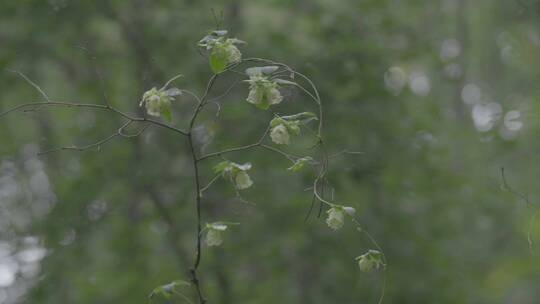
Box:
[200,174,221,194]
[37,121,134,155]
[6,69,51,102]
[329,149,365,159]
[161,74,184,90]
[500,167,537,255]
[75,45,111,106]
[500,167,531,206]
[196,124,271,161]
[0,101,188,137]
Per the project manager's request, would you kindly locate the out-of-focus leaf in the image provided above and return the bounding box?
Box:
[210,49,227,74]
[246,66,279,76]
[149,280,190,299]
[274,78,297,86]
[163,88,182,97]
[161,105,172,122]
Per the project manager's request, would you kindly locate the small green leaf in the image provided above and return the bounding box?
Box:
[213,161,232,174]
[286,121,301,136]
[270,117,285,128]
[161,105,172,122]
[149,280,190,299]
[254,99,270,110]
[210,48,227,74]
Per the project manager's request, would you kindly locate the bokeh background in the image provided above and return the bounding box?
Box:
[1,0,540,303]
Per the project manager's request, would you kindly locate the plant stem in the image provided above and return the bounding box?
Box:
[186,74,219,304]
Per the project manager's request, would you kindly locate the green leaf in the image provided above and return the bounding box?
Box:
[161,105,172,122]
[213,161,232,174]
[270,117,285,128]
[286,121,301,136]
[210,48,227,74]
[149,280,190,299]
[271,117,301,135]
[254,99,270,110]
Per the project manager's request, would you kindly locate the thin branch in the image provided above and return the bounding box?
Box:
[0,101,189,136]
[37,121,134,155]
[161,73,184,90]
[234,188,256,205]
[6,69,51,102]
[200,174,221,194]
[172,290,196,304]
[207,80,240,104]
[182,90,203,104]
[75,45,111,106]
[500,167,531,207]
[119,123,151,138]
[197,142,260,161]
[500,167,536,255]
[0,102,107,118]
[329,149,365,159]
[304,193,317,222]
[207,101,222,118]
[197,125,271,161]
[189,74,218,130]
[259,144,297,161]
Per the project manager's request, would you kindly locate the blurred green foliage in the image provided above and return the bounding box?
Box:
[1,0,540,303]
